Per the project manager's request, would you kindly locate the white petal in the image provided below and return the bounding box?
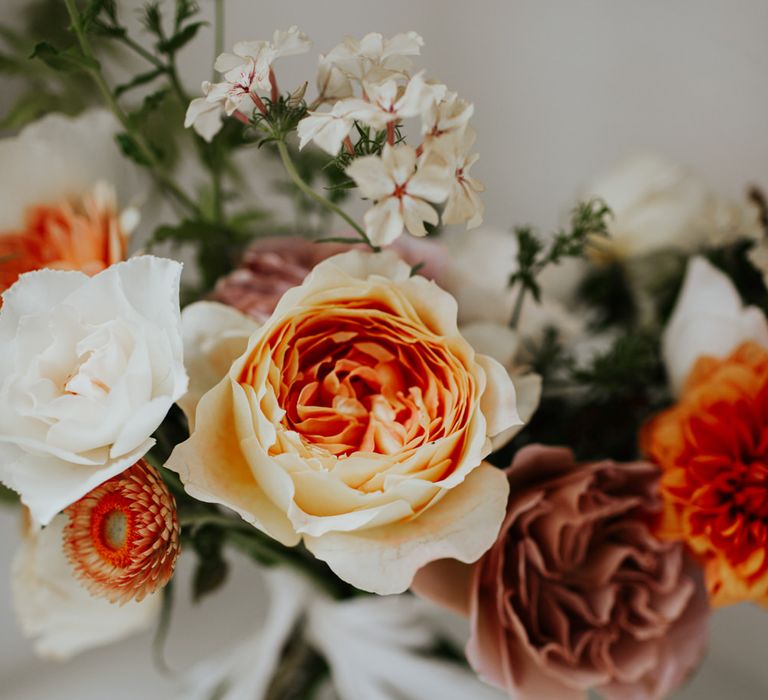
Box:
[663,256,768,393]
[363,197,404,246]
[174,567,312,700]
[303,464,509,594]
[402,195,439,238]
[178,301,259,430]
[306,591,504,700]
[346,154,395,199]
[12,515,160,660]
[475,353,522,436]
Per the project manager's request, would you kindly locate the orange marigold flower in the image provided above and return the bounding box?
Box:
[642,341,768,606]
[0,182,127,295]
[63,459,180,605]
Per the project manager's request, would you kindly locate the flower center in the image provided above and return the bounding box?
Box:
[89,492,134,568]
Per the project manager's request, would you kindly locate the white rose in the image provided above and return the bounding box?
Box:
[12,513,160,660]
[663,256,768,394]
[585,154,761,258]
[0,256,188,525]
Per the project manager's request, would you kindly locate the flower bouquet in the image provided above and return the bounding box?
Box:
[1,2,766,699]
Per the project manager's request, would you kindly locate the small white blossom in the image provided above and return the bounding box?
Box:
[209,42,276,114]
[324,31,424,84]
[361,73,446,129]
[297,98,377,155]
[431,127,485,229]
[317,54,354,102]
[188,27,311,123]
[422,91,474,143]
[346,144,451,245]
[184,81,225,141]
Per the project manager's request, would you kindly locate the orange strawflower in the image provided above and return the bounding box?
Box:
[0,182,128,295]
[642,342,768,606]
[63,459,180,605]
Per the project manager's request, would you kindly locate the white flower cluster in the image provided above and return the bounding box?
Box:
[185,26,311,141]
[299,31,484,245]
[185,29,484,247]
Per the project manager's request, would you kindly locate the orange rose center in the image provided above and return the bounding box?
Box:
[250,307,470,458]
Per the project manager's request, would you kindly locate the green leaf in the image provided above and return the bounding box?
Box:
[190,524,229,603]
[115,67,165,96]
[115,132,152,166]
[81,0,117,30]
[30,41,99,73]
[157,21,206,54]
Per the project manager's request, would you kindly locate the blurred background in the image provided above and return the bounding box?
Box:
[1,0,767,697]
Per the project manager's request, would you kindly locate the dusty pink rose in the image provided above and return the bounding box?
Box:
[414,445,709,700]
[211,235,448,321]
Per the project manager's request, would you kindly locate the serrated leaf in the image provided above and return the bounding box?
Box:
[115,67,165,96]
[81,0,117,30]
[30,42,99,73]
[157,21,206,54]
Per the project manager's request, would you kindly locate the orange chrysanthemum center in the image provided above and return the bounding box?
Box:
[0,182,127,296]
[63,459,180,604]
[643,342,768,606]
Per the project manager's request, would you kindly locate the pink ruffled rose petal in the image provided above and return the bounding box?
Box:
[414,445,709,700]
[210,235,449,322]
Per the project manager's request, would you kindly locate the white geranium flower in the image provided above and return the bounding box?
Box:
[422,91,474,143]
[361,73,446,129]
[12,513,160,660]
[297,98,377,155]
[586,154,762,259]
[199,27,311,117]
[346,144,451,245]
[663,256,768,394]
[316,54,354,102]
[431,127,485,229]
[323,31,424,84]
[184,81,225,142]
[0,256,188,525]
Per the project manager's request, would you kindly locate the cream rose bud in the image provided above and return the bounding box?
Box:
[168,251,520,594]
[0,256,187,525]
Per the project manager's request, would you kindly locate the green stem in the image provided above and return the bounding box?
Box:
[116,33,165,69]
[213,0,225,73]
[63,0,199,217]
[275,139,379,252]
[509,282,527,329]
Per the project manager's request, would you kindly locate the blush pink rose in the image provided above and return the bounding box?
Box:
[413,445,709,700]
[211,235,448,322]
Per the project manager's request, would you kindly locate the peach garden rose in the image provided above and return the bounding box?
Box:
[168,250,520,593]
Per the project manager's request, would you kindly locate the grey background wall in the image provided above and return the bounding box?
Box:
[1,1,767,697]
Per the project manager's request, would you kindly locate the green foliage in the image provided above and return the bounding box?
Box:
[509,199,612,305]
[501,330,669,464]
[30,41,98,73]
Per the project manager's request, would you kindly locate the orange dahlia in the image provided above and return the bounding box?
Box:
[643,341,768,606]
[63,459,180,604]
[0,183,128,295]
